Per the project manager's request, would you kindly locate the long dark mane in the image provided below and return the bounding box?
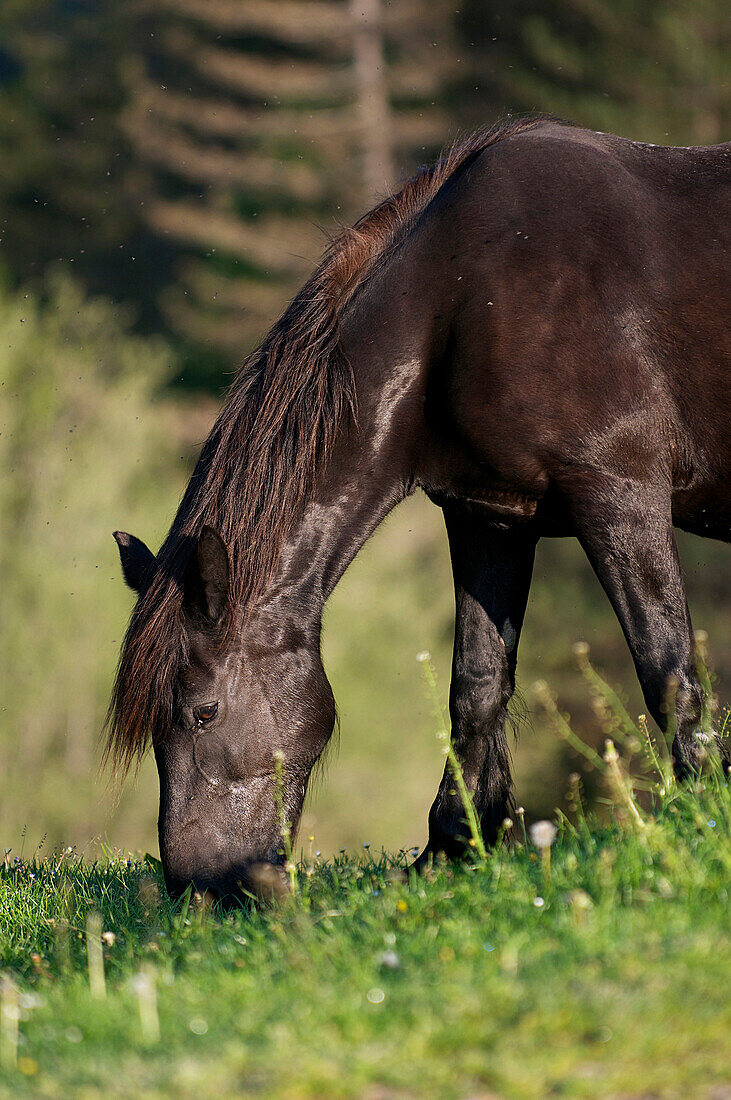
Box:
[106,115,547,771]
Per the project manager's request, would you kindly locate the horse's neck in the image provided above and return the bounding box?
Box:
[258,272,437,619]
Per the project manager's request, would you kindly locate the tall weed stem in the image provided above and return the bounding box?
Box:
[418,653,487,862]
[273,751,298,893]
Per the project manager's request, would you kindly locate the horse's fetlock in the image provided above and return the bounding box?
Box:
[671,723,714,779]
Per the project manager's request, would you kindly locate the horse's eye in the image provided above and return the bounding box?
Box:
[193,702,218,727]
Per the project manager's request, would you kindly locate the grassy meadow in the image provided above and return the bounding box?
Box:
[0,688,728,1099]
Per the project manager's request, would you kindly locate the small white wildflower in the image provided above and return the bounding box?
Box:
[130,971,152,996]
[570,889,593,911]
[376,951,400,969]
[366,987,385,1004]
[529,820,557,849]
[102,932,116,947]
[533,896,545,908]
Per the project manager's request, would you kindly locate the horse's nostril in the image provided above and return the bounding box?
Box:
[162,859,289,905]
[192,887,218,911]
[242,862,290,902]
[162,871,185,899]
[163,869,220,902]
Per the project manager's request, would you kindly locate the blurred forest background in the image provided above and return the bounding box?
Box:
[0,0,729,857]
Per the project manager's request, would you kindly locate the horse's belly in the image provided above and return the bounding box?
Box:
[672,481,731,542]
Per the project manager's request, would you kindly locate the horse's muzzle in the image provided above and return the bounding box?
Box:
[164,860,290,907]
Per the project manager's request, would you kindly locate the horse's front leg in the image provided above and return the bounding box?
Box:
[417,505,537,864]
[563,472,720,778]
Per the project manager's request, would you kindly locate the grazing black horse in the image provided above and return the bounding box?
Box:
[109,117,730,899]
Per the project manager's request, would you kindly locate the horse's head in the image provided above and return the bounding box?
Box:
[111,526,335,902]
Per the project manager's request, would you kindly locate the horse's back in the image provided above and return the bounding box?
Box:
[431,121,730,530]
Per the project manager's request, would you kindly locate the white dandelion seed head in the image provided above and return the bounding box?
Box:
[529,820,557,849]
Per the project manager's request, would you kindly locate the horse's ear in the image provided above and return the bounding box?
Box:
[113,531,155,594]
[184,526,230,627]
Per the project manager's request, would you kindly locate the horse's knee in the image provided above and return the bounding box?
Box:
[450,669,511,737]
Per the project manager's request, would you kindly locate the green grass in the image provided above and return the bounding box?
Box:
[1,700,728,1100]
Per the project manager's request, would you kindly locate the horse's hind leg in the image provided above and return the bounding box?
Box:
[418,504,537,863]
[564,473,713,777]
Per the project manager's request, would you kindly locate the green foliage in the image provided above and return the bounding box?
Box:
[459,0,731,144]
[0,277,183,848]
[117,0,456,381]
[0,2,145,301]
[0,703,728,1098]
